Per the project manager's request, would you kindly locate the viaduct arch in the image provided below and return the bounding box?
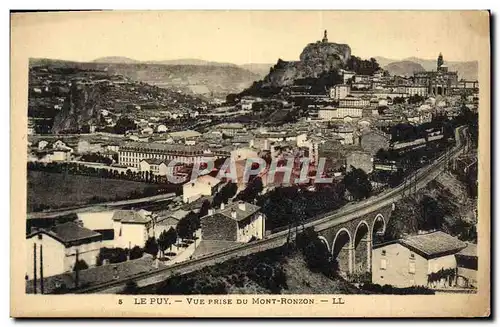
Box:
[317,203,393,277]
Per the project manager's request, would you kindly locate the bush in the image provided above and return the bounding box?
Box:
[73,259,89,271]
[129,246,144,260]
[96,247,128,265]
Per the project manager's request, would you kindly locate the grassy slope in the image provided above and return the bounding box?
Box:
[27,171,162,211]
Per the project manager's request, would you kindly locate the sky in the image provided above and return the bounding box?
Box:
[11,11,488,65]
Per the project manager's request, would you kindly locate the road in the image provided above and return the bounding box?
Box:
[76,126,468,294]
[27,192,177,220]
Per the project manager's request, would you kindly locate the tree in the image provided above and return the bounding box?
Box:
[199,199,210,218]
[158,230,170,256]
[296,228,338,277]
[158,228,178,255]
[129,246,144,260]
[237,176,263,203]
[419,195,445,231]
[144,237,159,258]
[113,117,137,134]
[343,168,373,200]
[73,259,89,271]
[177,214,196,241]
[165,227,178,251]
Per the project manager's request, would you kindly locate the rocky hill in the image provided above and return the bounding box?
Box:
[28,63,208,134]
[51,83,102,133]
[260,41,351,88]
[30,58,260,98]
[384,60,425,76]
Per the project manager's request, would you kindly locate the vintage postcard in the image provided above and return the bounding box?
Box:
[10,10,490,317]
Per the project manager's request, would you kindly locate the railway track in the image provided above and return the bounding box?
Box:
[76,126,468,294]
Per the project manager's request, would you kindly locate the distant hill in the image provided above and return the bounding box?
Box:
[384,61,425,77]
[374,56,478,80]
[146,58,237,67]
[239,63,274,78]
[403,57,478,80]
[93,56,139,64]
[30,58,260,97]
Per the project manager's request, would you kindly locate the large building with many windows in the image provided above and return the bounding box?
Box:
[413,53,459,96]
[118,142,230,169]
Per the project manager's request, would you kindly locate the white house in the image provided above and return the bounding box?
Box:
[139,158,168,176]
[157,124,168,133]
[183,175,222,203]
[372,231,467,288]
[111,210,153,249]
[26,222,103,279]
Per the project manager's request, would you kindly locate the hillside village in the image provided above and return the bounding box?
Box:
[26,31,479,295]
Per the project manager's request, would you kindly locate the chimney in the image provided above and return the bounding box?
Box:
[238,201,246,211]
[220,202,225,210]
[208,208,214,216]
[231,209,237,219]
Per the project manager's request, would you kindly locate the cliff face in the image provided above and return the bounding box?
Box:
[262,41,351,88]
[52,83,102,133]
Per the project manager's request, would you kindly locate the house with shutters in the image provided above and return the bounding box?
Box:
[201,201,265,243]
[372,231,467,288]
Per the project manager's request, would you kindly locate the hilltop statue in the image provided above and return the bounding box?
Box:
[322,29,328,43]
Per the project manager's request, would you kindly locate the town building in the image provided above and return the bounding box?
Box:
[111,210,154,249]
[318,106,363,120]
[216,123,246,136]
[360,130,390,155]
[26,222,103,279]
[372,231,467,288]
[139,158,168,176]
[455,243,478,288]
[339,97,370,108]
[154,209,190,237]
[201,201,265,243]
[405,86,429,97]
[346,151,373,174]
[118,142,230,169]
[329,84,350,100]
[413,53,459,96]
[183,175,222,203]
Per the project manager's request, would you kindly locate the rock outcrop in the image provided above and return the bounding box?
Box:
[261,40,351,88]
[52,82,102,133]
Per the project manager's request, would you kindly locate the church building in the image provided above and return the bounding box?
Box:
[413,53,458,96]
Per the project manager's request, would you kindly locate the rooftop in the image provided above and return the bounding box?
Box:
[112,210,152,224]
[216,201,261,222]
[400,231,467,259]
[27,222,102,245]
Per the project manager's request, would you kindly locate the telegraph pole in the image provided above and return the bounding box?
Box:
[33,243,37,294]
[74,249,79,289]
[40,244,44,294]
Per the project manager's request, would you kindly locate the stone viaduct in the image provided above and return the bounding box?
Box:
[316,203,394,276]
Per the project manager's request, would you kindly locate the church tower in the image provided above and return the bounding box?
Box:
[437,53,444,71]
[322,30,328,43]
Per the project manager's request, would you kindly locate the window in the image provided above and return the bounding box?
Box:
[37,234,43,240]
[381,250,386,256]
[410,252,415,260]
[380,258,387,270]
[409,261,416,274]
